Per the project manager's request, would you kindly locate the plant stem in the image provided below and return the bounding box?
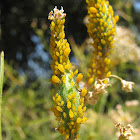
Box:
[0,51,4,140]
[109,74,122,81]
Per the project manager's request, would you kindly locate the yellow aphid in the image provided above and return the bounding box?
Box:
[104,22,107,27]
[103,15,106,19]
[60,19,65,24]
[64,47,71,56]
[106,71,111,77]
[71,129,75,134]
[78,105,82,112]
[56,52,59,57]
[62,76,66,84]
[69,109,74,118]
[55,93,58,97]
[106,59,111,65]
[61,119,64,124]
[77,117,82,123]
[72,105,76,111]
[70,71,74,77]
[58,64,65,73]
[68,94,72,100]
[70,121,74,125]
[104,58,108,63]
[59,33,63,39]
[101,39,106,45]
[51,21,55,27]
[65,134,69,140]
[72,92,76,98]
[97,70,101,75]
[63,45,66,50]
[104,67,108,72]
[110,40,115,45]
[89,7,98,13]
[74,69,78,76]
[104,79,109,84]
[98,46,102,50]
[52,75,61,83]
[66,42,69,48]
[108,24,112,29]
[87,73,90,77]
[52,89,55,93]
[82,117,87,123]
[76,73,83,83]
[88,68,92,73]
[65,65,69,69]
[52,96,55,101]
[98,52,102,56]
[54,65,58,70]
[91,63,95,68]
[88,77,94,84]
[56,106,63,112]
[74,112,77,116]
[60,101,64,106]
[73,97,76,103]
[67,101,71,109]
[108,36,112,41]
[83,106,86,112]
[101,26,104,31]
[76,134,80,138]
[71,81,74,86]
[69,125,72,129]
[56,19,60,24]
[57,95,61,102]
[80,97,84,104]
[115,15,119,23]
[110,45,114,49]
[106,1,109,5]
[63,112,67,118]
[81,88,87,97]
[113,18,116,25]
[96,13,100,17]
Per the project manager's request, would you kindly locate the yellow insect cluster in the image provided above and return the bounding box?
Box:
[48,6,87,140]
[49,6,71,79]
[86,0,119,84]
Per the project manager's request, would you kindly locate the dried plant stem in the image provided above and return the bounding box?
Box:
[109,74,122,81]
[0,51,4,140]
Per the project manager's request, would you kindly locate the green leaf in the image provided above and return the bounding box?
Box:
[0,51,4,140]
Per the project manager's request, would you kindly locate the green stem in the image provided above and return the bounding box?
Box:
[98,92,108,114]
[0,51,4,140]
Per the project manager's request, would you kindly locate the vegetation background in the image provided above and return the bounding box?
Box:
[0,0,140,139]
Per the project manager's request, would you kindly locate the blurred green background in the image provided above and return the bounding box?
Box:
[0,0,140,139]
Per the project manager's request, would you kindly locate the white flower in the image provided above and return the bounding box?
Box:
[125,100,139,107]
[116,123,134,139]
[121,80,135,92]
[86,78,110,105]
[48,6,66,21]
[94,78,110,94]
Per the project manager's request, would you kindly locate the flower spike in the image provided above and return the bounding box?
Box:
[48,7,87,139]
[86,0,119,82]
